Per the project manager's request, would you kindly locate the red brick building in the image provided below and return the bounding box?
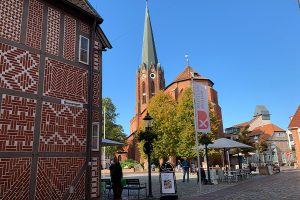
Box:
[0,0,111,199]
[288,106,300,168]
[123,3,223,163]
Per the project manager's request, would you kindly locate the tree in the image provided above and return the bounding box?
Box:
[257,139,268,165]
[146,91,179,161]
[176,88,196,158]
[102,97,127,157]
[176,88,220,159]
[237,125,254,156]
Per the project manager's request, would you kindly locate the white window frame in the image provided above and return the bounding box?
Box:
[92,122,99,151]
[79,35,90,64]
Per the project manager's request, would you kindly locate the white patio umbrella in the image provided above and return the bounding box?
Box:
[101,138,123,146]
[198,138,253,170]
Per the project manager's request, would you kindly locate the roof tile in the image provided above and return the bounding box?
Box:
[289,106,300,128]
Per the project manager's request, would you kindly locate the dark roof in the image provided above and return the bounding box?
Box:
[65,0,102,22]
[289,106,300,128]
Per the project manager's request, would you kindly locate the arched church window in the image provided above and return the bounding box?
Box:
[142,82,146,104]
[142,82,146,93]
[151,81,155,96]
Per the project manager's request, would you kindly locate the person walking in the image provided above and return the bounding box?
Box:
[111,161,123,200]
[181,157,190,182]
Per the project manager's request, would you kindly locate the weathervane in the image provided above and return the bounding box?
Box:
[185,54,190,66]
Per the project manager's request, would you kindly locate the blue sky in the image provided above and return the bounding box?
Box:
[90,0,300,135]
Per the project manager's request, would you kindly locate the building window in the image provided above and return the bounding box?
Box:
[79,35,89,64]
[151,81,155,96]
[92,122,99,151]
[142,94,146,104]
[142,82,146,104]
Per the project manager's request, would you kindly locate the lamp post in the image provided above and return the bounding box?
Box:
[143,112,154,198]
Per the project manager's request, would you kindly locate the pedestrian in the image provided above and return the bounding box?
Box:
[111,161,123,200]
[181,157,190,182]
[109,159,115,178]
[177,160,181,172]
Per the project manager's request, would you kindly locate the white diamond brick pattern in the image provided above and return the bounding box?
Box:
[0,0,23,42]
[0,43,39,93]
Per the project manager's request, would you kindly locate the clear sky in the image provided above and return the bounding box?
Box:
[90,0,300,135]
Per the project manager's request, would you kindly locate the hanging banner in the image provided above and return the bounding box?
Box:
[192,81,211,133]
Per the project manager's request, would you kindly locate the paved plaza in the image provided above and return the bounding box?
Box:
[101,167,300,200]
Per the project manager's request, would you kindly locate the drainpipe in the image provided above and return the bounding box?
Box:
[86,18,97,200]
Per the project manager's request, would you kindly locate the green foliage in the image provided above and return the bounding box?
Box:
[199,133,213,145]
[146,91,179,160]
[257,140,268,153]
[236,125,254,156]
[137,129,158,143]
[120,159,139,169]
[102,97,127,157]
[176,88,196,158]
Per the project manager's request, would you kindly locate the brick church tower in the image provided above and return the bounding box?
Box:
[130,2,165,134]
[124,2,165,161]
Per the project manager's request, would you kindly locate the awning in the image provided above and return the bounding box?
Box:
[101,138,123,146]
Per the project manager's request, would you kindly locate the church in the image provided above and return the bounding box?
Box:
[120,2,224,163]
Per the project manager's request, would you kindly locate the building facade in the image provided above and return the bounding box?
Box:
[288,106,300,168]
[225,105,291,166]
[122,3,223,163]
[0,0,111,199]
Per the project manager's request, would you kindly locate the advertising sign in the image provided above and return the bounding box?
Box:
[160,172,175,194]
[192,82,211,133]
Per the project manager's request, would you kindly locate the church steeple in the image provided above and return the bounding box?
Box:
[141,1,158,67]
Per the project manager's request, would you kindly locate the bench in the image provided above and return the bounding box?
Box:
[123,178,147,199]
[101,179,113,198]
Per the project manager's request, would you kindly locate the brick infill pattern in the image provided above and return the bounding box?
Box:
[39,101,87,152]
[0,0,23,42]
[43,58,88,103]
[35,157,85,199]
[26,0,43,49]
[0,42,40,94]
[63,15,76,61]
[0,94,36,151]
[46,7,60,56]
[0,158,31,199]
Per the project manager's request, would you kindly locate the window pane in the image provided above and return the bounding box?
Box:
[81,37,88,50]
[80,50,87,63]
[92,136,97,150]
[93,124,98,136]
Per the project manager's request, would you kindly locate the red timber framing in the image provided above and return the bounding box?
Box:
[0,0,111,199]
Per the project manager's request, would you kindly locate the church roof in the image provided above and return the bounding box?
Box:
[172,66,211,83]
[289,106,300,129]
[65,0,102,22]
[141,2,158,68]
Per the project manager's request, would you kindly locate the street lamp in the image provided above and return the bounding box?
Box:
[143,112,154,197]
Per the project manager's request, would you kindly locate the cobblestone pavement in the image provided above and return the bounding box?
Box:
[102,167,300,200]
[183,168,300,200]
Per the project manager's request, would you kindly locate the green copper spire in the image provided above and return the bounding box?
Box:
[141,1,158,67]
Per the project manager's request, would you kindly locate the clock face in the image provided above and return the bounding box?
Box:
[141,73,146,79]
[150,73,156,79]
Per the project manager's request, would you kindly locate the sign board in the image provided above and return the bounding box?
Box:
[192,82,211,133]
[160,172,175,194]
[61,99,83,108]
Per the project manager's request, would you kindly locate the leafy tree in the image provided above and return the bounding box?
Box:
[102,97,127,157]
[176,88,220,159]
[176,88,196,158]
[236,125,254,156]
[146,91,179,161]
